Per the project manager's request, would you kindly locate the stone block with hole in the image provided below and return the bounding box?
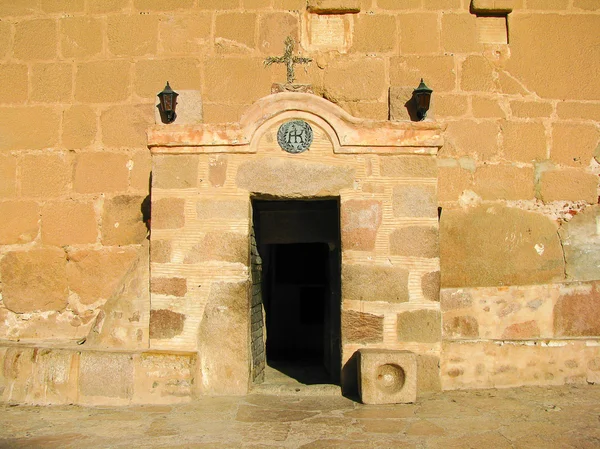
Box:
[357,348,417,404]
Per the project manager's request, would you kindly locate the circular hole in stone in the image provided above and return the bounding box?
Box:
[375,363,405,394]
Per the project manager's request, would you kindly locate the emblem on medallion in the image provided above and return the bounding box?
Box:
[277,120,313,154]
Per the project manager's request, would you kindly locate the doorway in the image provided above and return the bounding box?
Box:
[252,199,341,386]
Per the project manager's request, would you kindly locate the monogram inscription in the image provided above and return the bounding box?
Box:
[277,120,313,154]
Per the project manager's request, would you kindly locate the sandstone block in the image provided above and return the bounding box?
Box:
[42,0,84,12]
[343,264,409,303]
[461,55,497,92]
[73,152,129,193]
[101,104,154,148]
[559,205,600,281]
[107,15,158,56]
[258,13,299,54]
[153,155,198,189]
[20,153,71,197]
[158,13,211,54]
[441,13,480,53]
[390,226,439,258]
[0,107,60,151]
[510,101,553,118]
[62,105,96,149]
[67,248,138,305]
[41,201,97,245]
[434,94,469,118]
[244,0,270,7]
[422,271,441,302]
[135,59,201,99]
[0,201,39,244]
[183,232,249,265]
[539,169,598,203]
[0,65,27,104]
[417,354,441,392]
[554,284,600,337]
[134,0,194,10]
[236,158,355,197]
[75,61,131,103]
[130,150,152,191]
[204,58,272,103]
[149,309,186,339]
[388,86,415,121]
[151,239,171,263]
[438,165,473,202]
[380,155,438,178]
[323,58,386,102]
[0,1,39,16]
[505,14,600,101]
[440,288,473,311]
[502,320,540,339]
[379,0,421,8]
[79,352,134,399]
[87,0,129,13]
[0,22,10,60]
[440,205,564,288]
[526,0,568,9]
[472,97,504,118]
[1,248,68,313]
[0,154,16,197]
[352,14,396,53]
[473,164,534,200]
[552,123,599,167]
[102,195,148,246]
[443,315,479,339]
[501,121,547,163]
[209,155,228,187]
[216,12,256,50]
[341,199,382,251]
[573,0,598,10]
[358,349,417,404]
[399,13,440,54]
[152,198,185,229]
[202,104,247,124]
[151,277,187,297]
[556,102,600,121]
[393,185,437,218]
[196,0,240,8]
[423,0,461,8]
[197,199,249,220]
[443,120,499,161]
[397,309,441,343]
[342,310,384,344]
[198,281,250,394]
[60,17,102,58]
[14,19,56,60]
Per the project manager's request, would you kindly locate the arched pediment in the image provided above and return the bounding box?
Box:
[148,92,444,154]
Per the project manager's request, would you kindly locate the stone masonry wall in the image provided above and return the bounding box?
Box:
[0,0,598,394]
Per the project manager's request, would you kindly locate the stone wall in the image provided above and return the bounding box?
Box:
[0,0,598,399]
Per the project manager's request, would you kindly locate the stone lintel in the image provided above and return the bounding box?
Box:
[471,0,514,14]
[307,0,360,14]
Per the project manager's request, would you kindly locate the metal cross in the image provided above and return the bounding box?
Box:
[264,36,312,84]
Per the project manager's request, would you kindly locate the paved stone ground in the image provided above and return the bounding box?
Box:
[1,385,599,448]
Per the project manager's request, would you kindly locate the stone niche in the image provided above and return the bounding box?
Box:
[147,93,444,396]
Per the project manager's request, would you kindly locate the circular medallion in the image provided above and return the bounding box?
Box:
[277,120,313,154]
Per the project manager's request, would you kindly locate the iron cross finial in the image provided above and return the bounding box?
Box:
[264,36,312,84]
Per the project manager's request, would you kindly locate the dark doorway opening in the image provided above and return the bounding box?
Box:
[252,199,341,386]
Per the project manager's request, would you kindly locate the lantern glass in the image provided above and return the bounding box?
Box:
[413,79,432,121]
[157,82,179,124]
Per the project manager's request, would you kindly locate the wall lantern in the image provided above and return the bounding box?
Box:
[413,78,432,121]
[157,81,178,124]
